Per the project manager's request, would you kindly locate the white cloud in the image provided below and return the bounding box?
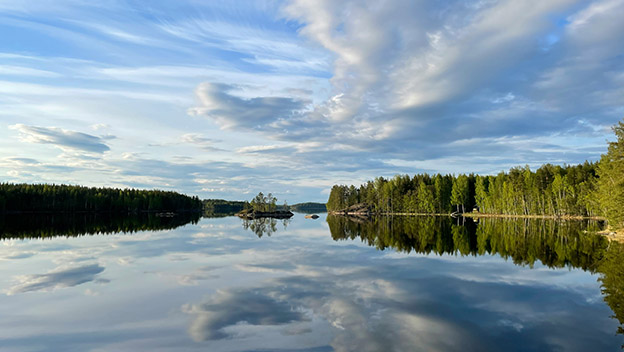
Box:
[9,124,111,154]
[188,82,309,129]
[0,0,622,202]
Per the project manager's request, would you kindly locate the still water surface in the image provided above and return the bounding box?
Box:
[0,213,622,351]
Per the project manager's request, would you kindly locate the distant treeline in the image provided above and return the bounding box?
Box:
[288,202,327,213]
[0,212,201,239]
[327,119,624,228]
[203,198,326,215]
[203,199,246,215]
[0,183,202,213]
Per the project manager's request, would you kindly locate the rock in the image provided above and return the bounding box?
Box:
[235,209,294,219]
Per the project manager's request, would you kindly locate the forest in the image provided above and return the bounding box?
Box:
[327,119,624,229]
[0,183,202,213]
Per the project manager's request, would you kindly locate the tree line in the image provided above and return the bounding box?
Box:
[327,163,596,216]
[0,183,202,213]
[327,118,624,228]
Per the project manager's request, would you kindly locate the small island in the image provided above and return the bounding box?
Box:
[236,192,293,219]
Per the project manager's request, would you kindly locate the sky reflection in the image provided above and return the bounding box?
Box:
[0,214,620,351]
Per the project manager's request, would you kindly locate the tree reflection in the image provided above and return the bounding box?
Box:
[599,242,624,341]
[327,215,606,270]
[241,217,290,237]
[0,212,201,239]
[327,215,624,339]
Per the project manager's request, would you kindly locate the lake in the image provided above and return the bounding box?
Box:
[0,213,622,351]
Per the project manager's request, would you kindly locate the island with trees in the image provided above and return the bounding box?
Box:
[327,118,624,233]
[205,198,324,216]
[236,192,294,219]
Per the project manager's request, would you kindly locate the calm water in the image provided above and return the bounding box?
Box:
[0,213,622,351]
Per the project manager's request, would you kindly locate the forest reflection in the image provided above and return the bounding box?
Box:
[327,215,624,339]
[327,215,607,269]
[241,217,291,237]
[0,212,201,239]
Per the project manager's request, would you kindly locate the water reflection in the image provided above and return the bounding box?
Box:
[327,215,607,270]
[0,214,622,351]
[328,214,624,343]
[0,212,201,239]
[6,263,106,295]
[241,217,291,237]
[600,241,624,338]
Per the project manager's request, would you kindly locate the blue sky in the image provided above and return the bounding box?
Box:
[1,0,623,202]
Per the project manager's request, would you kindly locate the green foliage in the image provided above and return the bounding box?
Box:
[596,120,624,229]
[249,192,278,212]
[451,174,469,213]
[326,163,598,216]
[0,183,202,213]
[417,180,435,214]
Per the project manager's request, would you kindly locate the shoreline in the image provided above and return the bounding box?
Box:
[328,210,623,241]
[461,212,605,221]
[328,211,605,221]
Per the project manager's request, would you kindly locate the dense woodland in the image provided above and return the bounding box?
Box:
[0,184,202,213]
[328,163,597,216]
[327,119,624,228]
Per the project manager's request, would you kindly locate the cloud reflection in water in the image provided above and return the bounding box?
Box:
[6,263,105,295]
[183,249,616,352]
